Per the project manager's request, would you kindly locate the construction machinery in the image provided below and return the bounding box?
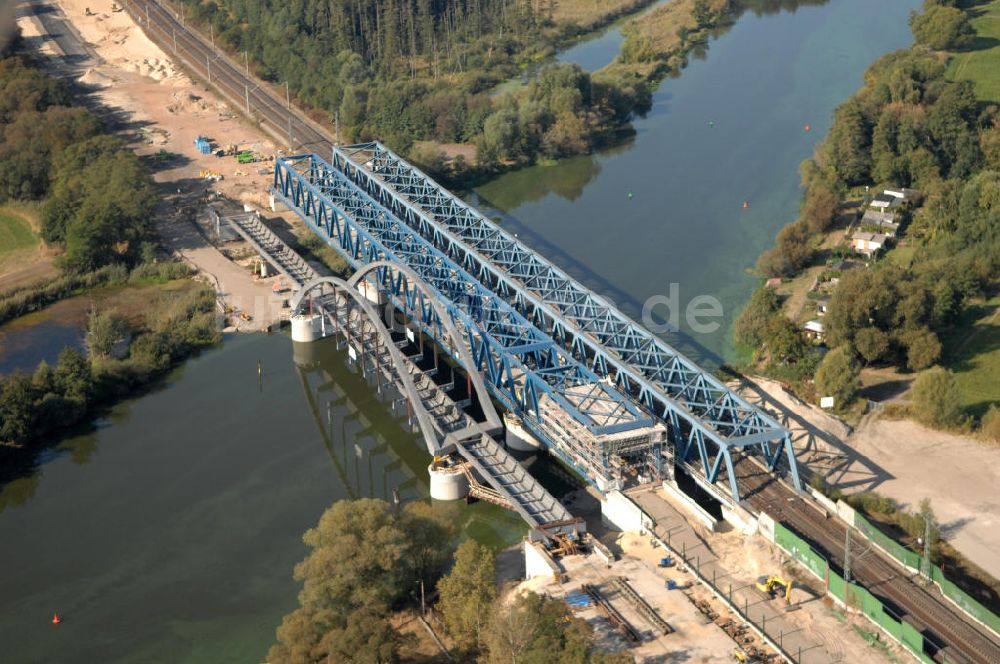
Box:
[755,575,794,604]
[199,169,224,182]
[111,2,123,11]
[237,150,258,164]
[732,648,756,662]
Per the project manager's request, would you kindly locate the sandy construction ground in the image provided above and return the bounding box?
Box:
[740,376,1000,582]
[20,0,303,329]
[54,0,185,82]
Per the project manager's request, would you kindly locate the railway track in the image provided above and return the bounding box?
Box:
[115,7,1000,662]
[124,0,334,155]
[733,455,1000,664]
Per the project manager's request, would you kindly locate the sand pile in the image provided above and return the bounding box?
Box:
[59,0,188,84]
[78,67,115,87]
[167,91,208,113]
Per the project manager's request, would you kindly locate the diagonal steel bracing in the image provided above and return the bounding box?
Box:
[327,142,800,502]
[273,153,655,487]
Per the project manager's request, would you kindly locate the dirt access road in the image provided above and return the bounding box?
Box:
[18,0,291,329]
[739,375,1000,584]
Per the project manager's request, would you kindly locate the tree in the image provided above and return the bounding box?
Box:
[911,5,974,51]
[911,366,965,429]
[483,592,600,664]
[854,327,891,365]
[87,309,131,359]
[43,136,157,271]
[293,498,411,614]
[980,404,1000,442]
[763,316,808,365]
[814,346,861,408]
[339,84,367,141]
[0,372,37,444]
[901,326,941,371]
[438,539,497,650]
[400,500,456,588]
[825,97,872,186]
[757,221,813,277]
[801,184,839,233]
[317,608,404,664]
[541,111,590,159]
[733,286,781,349]
[982,122,1000,170]
[477,108,521,165]
[267,606,340,664]
[692,0,713,28]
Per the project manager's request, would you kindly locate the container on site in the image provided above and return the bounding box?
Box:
[194,136,212,155]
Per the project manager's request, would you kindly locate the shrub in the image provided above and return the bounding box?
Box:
[911,366,965,429]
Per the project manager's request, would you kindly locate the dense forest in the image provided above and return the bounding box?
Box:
[176,0,671,171]
[0,54,157,271]
[736,0,1000,429]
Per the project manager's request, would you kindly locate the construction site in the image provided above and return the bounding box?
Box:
[15,1,1000,663]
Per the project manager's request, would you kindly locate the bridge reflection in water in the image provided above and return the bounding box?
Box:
[291,336,527,546]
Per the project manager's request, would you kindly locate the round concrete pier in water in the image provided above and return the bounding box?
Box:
[290,314,321,343]
[428,462,469,501]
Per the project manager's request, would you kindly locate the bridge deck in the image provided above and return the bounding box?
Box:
[240,218,574,532]
[222,210,319,288]
[455,434,572,529]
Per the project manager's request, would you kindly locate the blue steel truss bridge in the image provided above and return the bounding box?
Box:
[271,143,801,506]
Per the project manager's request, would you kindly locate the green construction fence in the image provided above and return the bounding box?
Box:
[828,568,936,663]
[775,522,942,663]
[854,512,922,571]
[855,512,1000,638]
[932,565,1000,636]
[774,522,828,580]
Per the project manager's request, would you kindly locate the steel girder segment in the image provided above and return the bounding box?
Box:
[273,155,649,443]
[330,143,801,501]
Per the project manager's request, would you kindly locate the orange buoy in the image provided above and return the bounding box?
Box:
[52,613,61,625]
[805,123,812,132]
[742,200,749,209]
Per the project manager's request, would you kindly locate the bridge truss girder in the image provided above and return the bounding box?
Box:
[329,143,800,502]
[274,154,656,489]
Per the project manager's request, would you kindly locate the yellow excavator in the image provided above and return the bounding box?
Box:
[755,574,794,604]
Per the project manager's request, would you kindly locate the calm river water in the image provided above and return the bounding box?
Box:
[475,0,921,365]
[0,1,920,661]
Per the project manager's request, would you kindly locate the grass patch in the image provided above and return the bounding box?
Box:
[0,214,37,253]
[0,212,41,273]
[947,0,1000,103]
[883,244,915,269]
[939,292,1000,416]
[549,0,657,33]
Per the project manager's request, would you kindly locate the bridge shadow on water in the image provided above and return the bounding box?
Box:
[469,190,728,371]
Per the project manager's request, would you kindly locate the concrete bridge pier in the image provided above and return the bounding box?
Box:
[504,413,542,451]
[290,313,323,342]
[428,460,469,501]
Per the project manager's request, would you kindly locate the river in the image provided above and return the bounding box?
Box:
[0,1,921,662]
[474,0,921,365]
[0,334,524,663]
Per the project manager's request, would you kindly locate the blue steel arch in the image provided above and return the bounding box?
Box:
[273,155,656,490]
